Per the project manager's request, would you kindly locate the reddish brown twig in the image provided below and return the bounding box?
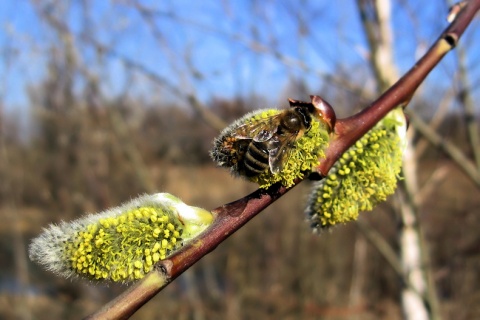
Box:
[85,1,480,319]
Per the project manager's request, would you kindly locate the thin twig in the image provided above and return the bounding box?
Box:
[409,111,480,187]
[86,1,480,318]
[456,46,480,170]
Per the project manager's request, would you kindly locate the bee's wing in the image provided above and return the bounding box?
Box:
[253,129,275,142]
[235,114,282,142]
[268,134,297,174]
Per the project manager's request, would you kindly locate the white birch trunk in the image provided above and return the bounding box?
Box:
[399,140,428,320]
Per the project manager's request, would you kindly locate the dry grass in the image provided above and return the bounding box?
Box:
[1,155,479,319]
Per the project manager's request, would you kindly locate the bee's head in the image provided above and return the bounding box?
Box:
[288,96,336,132]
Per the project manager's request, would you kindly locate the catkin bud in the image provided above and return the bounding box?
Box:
[29,193,213,283]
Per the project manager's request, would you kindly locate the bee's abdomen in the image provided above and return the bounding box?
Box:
[244,141,269,177]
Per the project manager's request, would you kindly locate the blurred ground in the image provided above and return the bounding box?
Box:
[1,157,479,319]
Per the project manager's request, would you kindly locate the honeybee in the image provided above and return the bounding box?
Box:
[211,95,335,178]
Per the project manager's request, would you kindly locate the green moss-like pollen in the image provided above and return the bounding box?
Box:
[249,110,331,188]
[307,108,406,231]
[64,206,183,282]
[29,193,213,284]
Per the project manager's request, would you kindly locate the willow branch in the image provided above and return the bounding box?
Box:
[319,0,479,175]
[86,1,480,319]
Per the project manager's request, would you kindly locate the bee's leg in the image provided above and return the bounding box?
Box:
[307,172,324,181]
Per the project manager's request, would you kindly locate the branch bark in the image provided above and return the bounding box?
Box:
[86,1,480,318]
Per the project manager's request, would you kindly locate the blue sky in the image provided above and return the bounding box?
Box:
[0,0,479,117]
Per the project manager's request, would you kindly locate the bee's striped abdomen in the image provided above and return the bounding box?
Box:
[244,141,270,177]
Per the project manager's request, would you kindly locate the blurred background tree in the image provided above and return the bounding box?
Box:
[0,0,479,319]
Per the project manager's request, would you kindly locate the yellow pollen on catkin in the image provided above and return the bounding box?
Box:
[59,205,186,282]
[212,109,331,189]
[306,108,406,232]
[252,112,331,188]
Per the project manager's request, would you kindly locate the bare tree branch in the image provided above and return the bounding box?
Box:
[456,46,480,170]
[409,111,480,187]
[86,2,480,318]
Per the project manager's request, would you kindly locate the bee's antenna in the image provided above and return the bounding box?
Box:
[287,98,311,108]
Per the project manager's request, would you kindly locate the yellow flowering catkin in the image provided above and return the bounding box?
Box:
[306,108,407,232]
[252,110,330,188]
[29,193,213,283]
[211,109,331,188]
